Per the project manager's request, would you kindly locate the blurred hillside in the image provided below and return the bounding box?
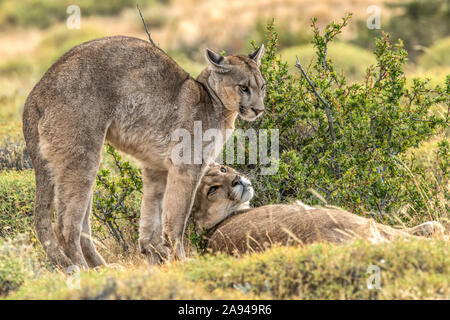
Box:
[0,0,388,53]
[0,0,448,121]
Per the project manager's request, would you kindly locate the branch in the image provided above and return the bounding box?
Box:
[295,57,330,110]
[322,33,329,71]
[137,4,156,46]
[295,56,341,178]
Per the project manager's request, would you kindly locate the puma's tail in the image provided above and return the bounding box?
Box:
[23,102,72,267]
[405,221,446,238]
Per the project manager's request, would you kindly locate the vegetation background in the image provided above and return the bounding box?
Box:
[0,0,449,299]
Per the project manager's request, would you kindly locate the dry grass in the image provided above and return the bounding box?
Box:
[3,238,449,300]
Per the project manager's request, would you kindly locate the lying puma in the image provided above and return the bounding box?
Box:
[192,164,445,255]
[23,36,265,267]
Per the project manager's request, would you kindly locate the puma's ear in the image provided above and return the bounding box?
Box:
[205,48,230,73]
[248,44,265,66]
[209,161,219,167]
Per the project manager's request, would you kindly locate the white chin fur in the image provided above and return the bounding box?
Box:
[239,112,259,121]
[240,187,254,203]
[231,185,254,204]
[240,176,251,186]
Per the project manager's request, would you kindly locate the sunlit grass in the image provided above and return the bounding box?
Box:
[3,239,449,299]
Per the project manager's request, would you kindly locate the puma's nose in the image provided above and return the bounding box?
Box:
[232,175,242,187]
[232,175,250,188]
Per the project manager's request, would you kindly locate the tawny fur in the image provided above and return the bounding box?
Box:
[206,205,445,254]
[191,163,254,231]
[23,36,265,268]
[192,165,445,255]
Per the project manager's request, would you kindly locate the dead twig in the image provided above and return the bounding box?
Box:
[137,4,156,46]
[295,56,341,178]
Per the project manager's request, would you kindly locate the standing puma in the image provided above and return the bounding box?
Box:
[22,36,265,268]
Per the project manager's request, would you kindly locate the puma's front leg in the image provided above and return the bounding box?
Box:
[139,168,168,264]
[162,163,204,261]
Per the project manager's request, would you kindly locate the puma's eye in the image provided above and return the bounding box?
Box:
[220,167,227,173]
[239,85,249,94]
[207,186,219,195]
[261,83,266,90]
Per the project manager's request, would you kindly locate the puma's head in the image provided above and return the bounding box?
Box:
[192,163,254,231]
[199,46,266,121]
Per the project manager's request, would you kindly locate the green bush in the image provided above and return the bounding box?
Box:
[0,235,41,296]
[0,122,32,171]
[0,249,25,296]
[233,18,449,224]
[0,146,143,254]
[181,240,450,299]
[0,140,32,171]
[92,145,142,254]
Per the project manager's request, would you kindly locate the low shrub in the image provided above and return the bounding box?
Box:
[92,145,142,255]
[181,240,450,299]
[0,170,35,239]
[0,252,24,296]
[0,122,32,171]
[7,239,450,299]
[0,141,32,171]
[0,235,41,297]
